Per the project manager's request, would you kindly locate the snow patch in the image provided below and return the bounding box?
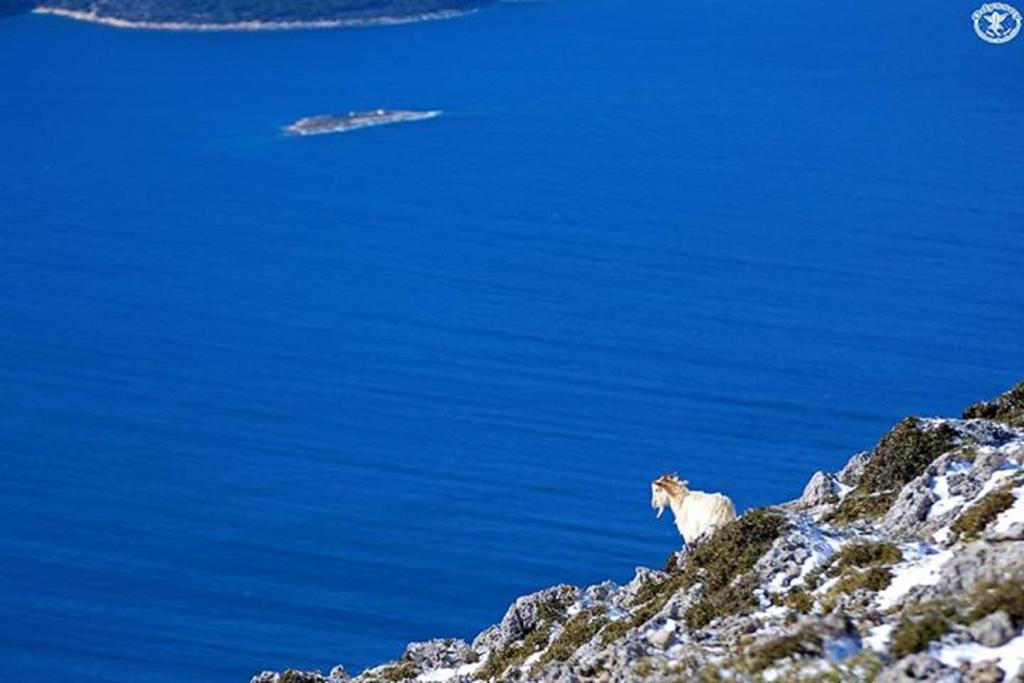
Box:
[877,544,953,610]
[976,467,1019,499]
[864,623,894,653]
[763,518,839,594]
[928,461,971,519]
[992,484,1024,534]
[935,631,1024,676]
[417,663,480,682]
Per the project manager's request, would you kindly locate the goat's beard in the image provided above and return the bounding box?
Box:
[655,505,665,519]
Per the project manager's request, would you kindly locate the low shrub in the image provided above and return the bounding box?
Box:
[820,567,893,613]
[279,671,326,683]
[599,618,631,645]
[968,576,1024,626]
[532,607,608,672]
[475,622,552,680]
[828,418,958,525]
[613,508,789,635]
[823,542,902,577]
[962,381,1024,427]
[682,509,789,628]
[785,587,814,614]
[951,487,1016,541]
[747,632,823,673]
[889,609,951,659]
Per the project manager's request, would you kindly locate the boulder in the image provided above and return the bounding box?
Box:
[879,475,935,539]
[969,611,1016,648]
[472,584,578,652]
[402,639,476,670]
[876,653,958,682]
[962,659,1005,683]
[837,451,871,487]
[796,471,839,510]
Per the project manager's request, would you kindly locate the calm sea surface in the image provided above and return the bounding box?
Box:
[1,1,1022,680]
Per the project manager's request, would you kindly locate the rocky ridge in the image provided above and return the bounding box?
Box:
[253,382,1024,683]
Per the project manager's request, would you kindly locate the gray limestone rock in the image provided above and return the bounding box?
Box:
[876,653,958,682]
[796,471,840,510]
[837,451,872,487]
[969,611,1016,648]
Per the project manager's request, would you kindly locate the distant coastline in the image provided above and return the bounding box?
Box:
[31,6,475,30]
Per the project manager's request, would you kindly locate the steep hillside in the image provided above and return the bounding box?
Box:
[254,382,1024,682]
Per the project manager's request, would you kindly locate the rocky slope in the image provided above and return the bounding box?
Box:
[253,382,1024,683]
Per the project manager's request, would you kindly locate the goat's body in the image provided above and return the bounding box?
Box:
[669,491,736,546]
[651,473,737,546]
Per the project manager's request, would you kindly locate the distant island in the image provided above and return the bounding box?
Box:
[11,0,489,30]
[284,109,442,136]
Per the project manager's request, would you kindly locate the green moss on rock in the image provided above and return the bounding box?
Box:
[827,418,958,525]
[951,487,1017,541]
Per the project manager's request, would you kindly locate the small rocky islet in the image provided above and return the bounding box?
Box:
[284,110,442,136]
[255,382,1024,683]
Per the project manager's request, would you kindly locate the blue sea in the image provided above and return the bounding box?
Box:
[1,0,1022,680]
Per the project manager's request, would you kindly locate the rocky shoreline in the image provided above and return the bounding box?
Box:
[254,382,1024,683]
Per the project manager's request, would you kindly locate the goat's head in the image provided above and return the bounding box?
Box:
[651,473,688,518]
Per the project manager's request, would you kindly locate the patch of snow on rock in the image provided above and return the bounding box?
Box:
[932,525,952,545]
[992,483,1024,534]
[792,518,842,586]
[935,631,1024,676]
[864,623,894,653]
[417,663,480,682]
[977,467,1020,499]
[877,544,953,610]
[521,651,543,669]
[928,461,971,519]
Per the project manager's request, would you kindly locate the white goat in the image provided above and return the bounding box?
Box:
[650,473,736,546]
